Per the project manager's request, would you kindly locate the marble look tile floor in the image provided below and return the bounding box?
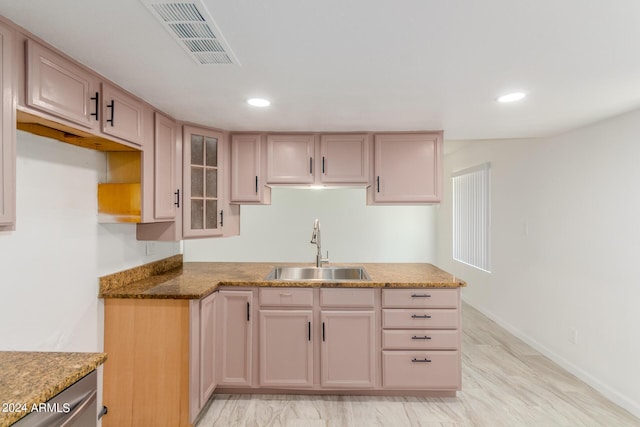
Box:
[196,303,640,427]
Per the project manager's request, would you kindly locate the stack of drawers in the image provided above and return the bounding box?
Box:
[381,288,461,390]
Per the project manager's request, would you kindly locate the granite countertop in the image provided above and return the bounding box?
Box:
[100,261,466,300]
[0,352,107,427]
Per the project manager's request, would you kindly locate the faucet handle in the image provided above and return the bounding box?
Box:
[322,250,329,264]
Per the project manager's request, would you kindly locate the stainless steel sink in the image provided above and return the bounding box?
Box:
[265,266,371,282]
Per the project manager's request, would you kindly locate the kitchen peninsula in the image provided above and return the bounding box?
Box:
[100,256,466,427]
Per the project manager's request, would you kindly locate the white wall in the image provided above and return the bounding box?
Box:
[0,131,180,352]
[185,187,436,263]
[436,109,640,418]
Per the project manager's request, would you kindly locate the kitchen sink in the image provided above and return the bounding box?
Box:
[264,266,371,282]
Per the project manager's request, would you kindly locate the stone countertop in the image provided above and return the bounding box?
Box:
[99,262,466,300]
[0,352,107,427]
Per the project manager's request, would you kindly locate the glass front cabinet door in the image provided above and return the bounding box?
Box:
[183,126,225,238]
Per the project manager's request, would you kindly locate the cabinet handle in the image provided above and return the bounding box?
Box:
[220,210,224,227]
[411,294,431,298]
[411,358,432,363]
[280,292,292,296]
[255,176,258,193]
[90,92,99,121]
[411,314,432,319]
[322,321,325,341]
[377,176,380,192]
[309,157,313,174]
[322,156,325,174]
[308,321,311,341]
[106,100,115,126]
[411,335,432,340]
[174,189,180,207]
[247,301,250,321]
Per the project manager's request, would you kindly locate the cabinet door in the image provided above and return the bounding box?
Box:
[101,83,145,146]
[26,39,100,131]
[217,290,253,386]
[154,112,178,220]
[321,311,376,388]
[0,22,15,228]
[259,310,313,387]
[266,134,315,184]
[199,292,216,405]
[183,126,224,238]
[373,133,442,203]
[319,134,369,183]
[230,134,262,202]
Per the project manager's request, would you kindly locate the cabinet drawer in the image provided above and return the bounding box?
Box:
[259,287,313,307]
[320,288,375,308]
[383,351,459,389]
[382,330,459,350]
[382,309,458,329]
[382,289,458,309]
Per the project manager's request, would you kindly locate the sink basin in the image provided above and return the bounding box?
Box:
[265,266,371,282]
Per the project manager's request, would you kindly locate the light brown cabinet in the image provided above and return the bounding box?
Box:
[0,21,15,230]
[370,132,442,204]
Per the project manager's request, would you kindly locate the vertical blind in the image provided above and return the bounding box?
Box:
[452,163,491,272]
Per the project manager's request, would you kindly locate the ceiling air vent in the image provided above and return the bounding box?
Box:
[141,0,239,65]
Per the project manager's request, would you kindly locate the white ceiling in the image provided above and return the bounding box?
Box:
[1,0,640,140]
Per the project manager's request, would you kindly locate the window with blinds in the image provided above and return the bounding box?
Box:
[452,163,491,272]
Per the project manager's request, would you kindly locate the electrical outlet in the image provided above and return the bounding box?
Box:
[568,328,578,344]
[145,242,156,256]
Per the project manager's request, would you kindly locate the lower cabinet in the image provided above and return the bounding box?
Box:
[217,290,253,386]
[320,310,376,388]
[259,310,313,387]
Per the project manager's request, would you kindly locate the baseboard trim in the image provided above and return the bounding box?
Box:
[462,297,640,420]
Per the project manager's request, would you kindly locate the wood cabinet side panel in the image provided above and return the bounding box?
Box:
[103,299,191,427]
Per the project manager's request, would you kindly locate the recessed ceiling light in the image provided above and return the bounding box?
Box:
[497,92,526,103]
[247,98,270,107]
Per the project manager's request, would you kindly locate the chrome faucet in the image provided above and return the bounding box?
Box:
[310,218,329,267]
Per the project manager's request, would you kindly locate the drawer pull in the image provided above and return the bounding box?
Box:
[411,358,432,363]
[411,294,431,298]
[280,292,292,296]
[411,314,432,319]
[411,335,432,340]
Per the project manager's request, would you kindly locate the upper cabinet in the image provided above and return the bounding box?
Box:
[371,132,442,204]
[266,134,315,184]
[263,133,371,186]
[0,21,15,230]
[101,83,145,146]
[25,39,100,132]
[230,133,270,204]
[153,112,179,220]
[183,125,225,238]
[319,134,369,184]
[24,39,146,149]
